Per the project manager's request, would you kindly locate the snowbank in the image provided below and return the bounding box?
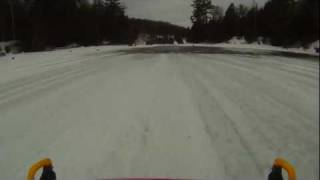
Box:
[0,41,18,56]
[184,37,319,56]
[307,40,319,53]
[226,36,248,45]
[225,37,319,55]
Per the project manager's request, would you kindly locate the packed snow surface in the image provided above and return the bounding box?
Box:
[0,45,318,179]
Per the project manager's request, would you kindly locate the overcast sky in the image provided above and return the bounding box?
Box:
[121,0,268,27]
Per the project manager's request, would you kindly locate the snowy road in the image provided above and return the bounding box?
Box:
[0,46,318,179]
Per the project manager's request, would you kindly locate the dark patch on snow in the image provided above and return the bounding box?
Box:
[117,46,319,61]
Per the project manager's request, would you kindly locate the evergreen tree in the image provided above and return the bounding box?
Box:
[191,0,214,24]
[0,0,27,42]
[222,3,239,39]
[103,0,127,43]
[291,0,319,46]
[262,0,296,46]
[28,0,79,50]
[0,0,10,42]
[75,0,101,45]
[190,0,214,42]
[210,5,223,22]
[243,6,259,42]
[207,5,224,43]
[237,4,249,37]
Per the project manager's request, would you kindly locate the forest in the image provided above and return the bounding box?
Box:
[189,0,319,47]
[0,0,187,51]
[0,0,319,51]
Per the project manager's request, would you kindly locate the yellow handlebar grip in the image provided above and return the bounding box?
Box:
[273,158,296,180]
[27,158,53,180]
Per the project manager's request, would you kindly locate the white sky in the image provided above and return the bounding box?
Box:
[121,0,268,27]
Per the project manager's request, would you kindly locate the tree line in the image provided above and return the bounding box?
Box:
[0,0,187,51]
[1,0,318,51]
[189,0,319,47]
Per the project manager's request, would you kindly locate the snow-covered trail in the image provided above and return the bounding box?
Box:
[0,46,318,179]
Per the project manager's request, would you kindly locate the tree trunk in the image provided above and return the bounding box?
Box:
[9,0,15,41]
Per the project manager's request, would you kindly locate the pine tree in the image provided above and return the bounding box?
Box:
[243,6,259,42]
[237,4,249,38]
[223,3,239,39]
[262,0,296,45]
[0,0,25,42]
[191,0,214,24]
[0,0,10,42]
[190,0,214,42]
[291,0,319,45]
[210,5,223,22]
[103,0,127,43]
[28,0,79,49]
[104,0,125,17]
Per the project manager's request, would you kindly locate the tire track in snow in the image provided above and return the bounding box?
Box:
[197,54,318,126]
[185,54,317,149]
[176,53,318,180]
[0,53,121,95]
[0,53,125,110]
[199,54,318,90]
[0,53,151,179]
[174,55,264,179]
